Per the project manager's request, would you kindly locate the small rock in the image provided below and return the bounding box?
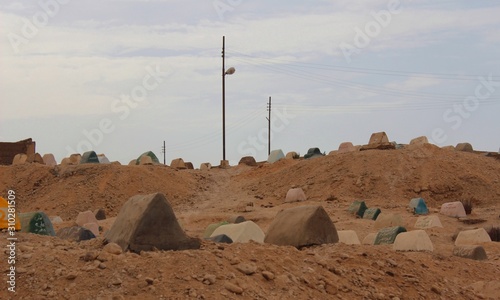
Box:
[16,268,27,274]
[103,243,123,255]
[188,288,197,297]
[81,265,96,272]
[145,277,154,285]
[98,263,106,269]
[45,255,55,262]
[97,252,112,262]
[110,277,122,286]
[340,253,350,260]
[19,245,34,252]
[47,291,57,297]
[81,251,98,262]
[50,216,64,224]
[262,271,275,281]
[203,274,216,285]
[326,284,338,295]
[328,266,342,276]
[431,285,441,295]
[386,259,398,267]
[66,273,78,280]
[340,285,352,292]
[224,282,243,294]
[95,208,106,220]
[407,278,419,284]
[236,263,257,275]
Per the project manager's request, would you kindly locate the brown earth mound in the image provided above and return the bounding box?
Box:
[1,145,500,299]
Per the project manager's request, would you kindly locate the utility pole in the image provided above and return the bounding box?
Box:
[161,141,166,165]
[266,96,271,156]
[222,36,226,161]
[221,36,235,162]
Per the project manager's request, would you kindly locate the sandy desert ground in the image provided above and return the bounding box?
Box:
[1,143,500,300]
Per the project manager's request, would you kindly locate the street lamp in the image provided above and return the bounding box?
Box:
[222,35,235,162]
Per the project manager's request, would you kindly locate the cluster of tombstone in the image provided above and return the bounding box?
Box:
[0,196,108,243]
[342,197,492,260]
[345,198,430,247]
[8,131,486,170]
[12,153,58,166]
[107,192,495,260]
[326,131,477,154]
[11,151,112,167]
[1,187,495,262]
[237,131,481,168]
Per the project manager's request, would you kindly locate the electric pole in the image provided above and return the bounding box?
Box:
[161,141,166,165]
[221,36,235,162]
[266,96,271,156]
[222,36,226,161]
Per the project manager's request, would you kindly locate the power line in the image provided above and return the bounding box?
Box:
[166,49,498,151]
[273,98,499,113]
[166,107,263,151]
[230,55,499,101]
[229,49,491,81]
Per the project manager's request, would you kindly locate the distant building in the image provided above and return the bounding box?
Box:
[0,138,35,165]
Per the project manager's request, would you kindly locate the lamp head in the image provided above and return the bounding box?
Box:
[225,67,235,75]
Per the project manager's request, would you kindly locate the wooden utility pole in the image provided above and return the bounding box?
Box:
[162,140,166,165]
[222,36,226,161]
[266,96,271,156]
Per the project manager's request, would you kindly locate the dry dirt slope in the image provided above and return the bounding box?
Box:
[1,145,500,299]
[232,144,500,209]
[0,164,198,220]
[1,143,499,220]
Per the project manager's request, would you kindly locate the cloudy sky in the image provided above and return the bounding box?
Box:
[1,0,499,166]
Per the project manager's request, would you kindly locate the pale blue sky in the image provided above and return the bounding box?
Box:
[1,0,499,166]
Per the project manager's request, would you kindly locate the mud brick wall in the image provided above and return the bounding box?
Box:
[0,138,35,165]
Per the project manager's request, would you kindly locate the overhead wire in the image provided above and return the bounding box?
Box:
[230,56,494,102]
[166,107,264,151]
[272,98,499,113]
[229,49,488,81]
[166,50,498,150]
[228,49,500,103]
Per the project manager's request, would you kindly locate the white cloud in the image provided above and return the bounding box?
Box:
[1,1,499,165]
